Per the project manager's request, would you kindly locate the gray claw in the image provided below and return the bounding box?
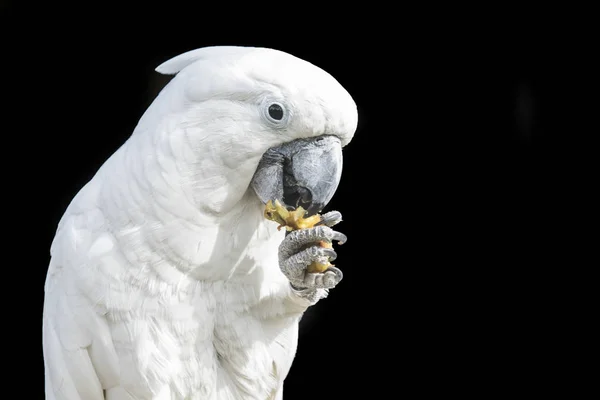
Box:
[331,231,347,245]
[279,226,347,262]
[323,266,343,287]
[320,247,337,261]
[316,211,343,227]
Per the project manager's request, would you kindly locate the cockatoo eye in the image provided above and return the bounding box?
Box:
[261,99,290,127]
[268,104,284,120]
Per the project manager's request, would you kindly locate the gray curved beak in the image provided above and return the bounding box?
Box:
[251,135,343,216]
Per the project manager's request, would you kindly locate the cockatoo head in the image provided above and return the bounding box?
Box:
[152,46,357,216]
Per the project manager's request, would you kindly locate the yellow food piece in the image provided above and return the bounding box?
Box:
[264,200,335,273]
[264,199,321,231]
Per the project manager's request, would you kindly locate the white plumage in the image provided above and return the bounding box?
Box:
[43,46,357,399]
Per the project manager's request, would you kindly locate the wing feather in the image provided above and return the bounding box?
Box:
[43,180,120,399]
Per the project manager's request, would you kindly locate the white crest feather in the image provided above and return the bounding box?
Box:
[155,45,258,75]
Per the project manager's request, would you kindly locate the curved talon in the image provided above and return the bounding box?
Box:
[327,266,343,282]
[319,247,337,261]
[316,211,342,227]
[331,231,347,245]
[322,266,343,287]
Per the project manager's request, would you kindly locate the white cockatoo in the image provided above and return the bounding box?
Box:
[43,46,358,400]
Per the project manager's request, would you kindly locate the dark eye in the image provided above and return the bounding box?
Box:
[268,104,284,120]
[262,100,289,127]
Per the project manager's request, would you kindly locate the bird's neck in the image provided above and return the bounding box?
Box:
[99,136,283,283]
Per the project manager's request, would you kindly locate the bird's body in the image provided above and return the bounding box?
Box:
[43,46,357,399]
[44,150,302,399]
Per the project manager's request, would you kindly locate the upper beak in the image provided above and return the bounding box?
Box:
[251,135,343,216]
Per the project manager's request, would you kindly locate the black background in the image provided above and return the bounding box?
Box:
[2,2,585,399]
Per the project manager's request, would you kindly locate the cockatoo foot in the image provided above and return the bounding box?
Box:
[278,219,346,291]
